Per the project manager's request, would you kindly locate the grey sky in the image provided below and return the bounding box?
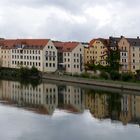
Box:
[0,0,140,41]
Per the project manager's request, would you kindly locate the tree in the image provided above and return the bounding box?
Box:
[106,48,121,72]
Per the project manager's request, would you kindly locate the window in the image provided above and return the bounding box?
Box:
[46,63,48,67]
[53,63,55,67]
[49,63,52,67]
[68,64,70,68]
[133,53,135,57]
[53,57,55,61]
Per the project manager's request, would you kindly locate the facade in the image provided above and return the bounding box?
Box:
[109,36,140,73]
[54,42,84,74]
[84,38,108,66]
[0,40,15,68]
[129,38,140,73]
[118,36,131,72]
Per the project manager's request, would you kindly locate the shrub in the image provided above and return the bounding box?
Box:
[110,71,120,80]
[73,73,80,77]
[121,73,134,81]
[30,66,39,77]
[100,71,109,80]
[81,72,90,78]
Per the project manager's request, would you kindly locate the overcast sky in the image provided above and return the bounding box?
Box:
[0,0,140,41]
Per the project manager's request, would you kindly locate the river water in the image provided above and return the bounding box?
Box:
[0,80,140,140]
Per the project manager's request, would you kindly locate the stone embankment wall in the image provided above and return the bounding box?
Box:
[42,73,140,91]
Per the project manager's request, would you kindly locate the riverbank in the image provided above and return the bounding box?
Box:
[42,73,140,91]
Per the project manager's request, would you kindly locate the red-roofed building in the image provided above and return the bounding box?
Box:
[0,39,58,72]
[54,41,84,74]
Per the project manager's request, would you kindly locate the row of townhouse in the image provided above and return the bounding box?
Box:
[85,36,140,73]
[1,36,140,74]
[0,39,84,74]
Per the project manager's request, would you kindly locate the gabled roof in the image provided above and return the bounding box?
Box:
[108,36,121,48]
[89,38,108,47]
[63,42,79,52]
[53,41,80,52]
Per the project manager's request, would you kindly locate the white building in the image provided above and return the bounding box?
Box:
[54,41,84,74]
[11,39,58,72]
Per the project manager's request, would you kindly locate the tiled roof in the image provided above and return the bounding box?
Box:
[127,38,140,46]
[108,36,121,48]
[0,39,16,49]
[62,42,79,52]
[89,39,96,47]
[89,38,108,47]
[53,41,64,52]
[53,41,79,52]
[0,39,50,50]
[109,36,140,47]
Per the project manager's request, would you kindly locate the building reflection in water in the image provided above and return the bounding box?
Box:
[0,80,140,126]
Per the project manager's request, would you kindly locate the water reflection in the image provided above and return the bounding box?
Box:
[0,80,140,126]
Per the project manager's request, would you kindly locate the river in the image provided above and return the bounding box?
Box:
[0,80,140,140]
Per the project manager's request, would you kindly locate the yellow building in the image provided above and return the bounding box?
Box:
[84,38,108,66]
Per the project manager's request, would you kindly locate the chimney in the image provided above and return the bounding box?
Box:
[137,36,139,39]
